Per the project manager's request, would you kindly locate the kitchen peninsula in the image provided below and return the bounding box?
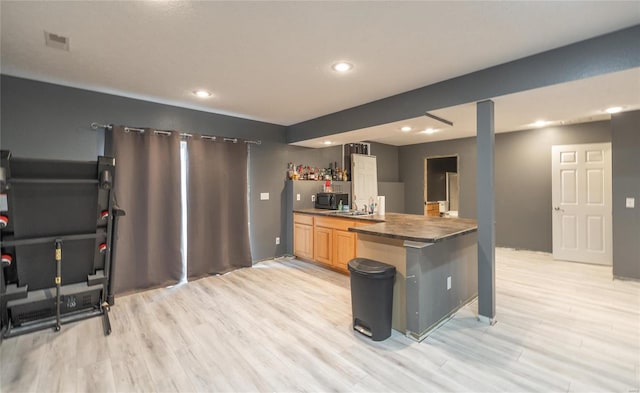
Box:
[292,209,478,341]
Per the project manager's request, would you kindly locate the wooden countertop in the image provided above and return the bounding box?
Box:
[293,209,477,243]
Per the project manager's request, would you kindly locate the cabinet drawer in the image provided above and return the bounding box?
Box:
[353,220,374,227]
[293,213,314,226]
[315,216,356,231]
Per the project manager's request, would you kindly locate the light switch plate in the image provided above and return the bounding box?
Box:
[260,192,269,201]
[296,193,300,201]
[626,197,635,208]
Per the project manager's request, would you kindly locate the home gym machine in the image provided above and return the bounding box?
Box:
[0,150,124,338]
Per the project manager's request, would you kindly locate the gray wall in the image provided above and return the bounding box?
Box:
[399,121,611,253]
[250,142,344,259]
[611,110,640,279]
[377,182,404,214]
[400,137,478,219]
[369,142,400,182]
[0,75,287,262]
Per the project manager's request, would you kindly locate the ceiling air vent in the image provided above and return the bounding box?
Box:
[44,31,70,51]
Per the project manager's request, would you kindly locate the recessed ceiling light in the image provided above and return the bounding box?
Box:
[606,106,623,114]
[332,62,353,72]
[193,90,212,98]
[323,141,332,145]
[421,128,437,135]
[400,126,412,132]
[533,120,548,127]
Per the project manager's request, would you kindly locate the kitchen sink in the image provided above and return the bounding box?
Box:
[334,211,373,217]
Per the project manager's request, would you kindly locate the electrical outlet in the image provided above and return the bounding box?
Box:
[275,237,280,245]
[311,195,316,202]
[296,193,301,201]
[447,276,452,290]
[626,197,635,208]
[260,192,269,201]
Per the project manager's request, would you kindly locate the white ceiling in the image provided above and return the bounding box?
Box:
[1,1,639,141]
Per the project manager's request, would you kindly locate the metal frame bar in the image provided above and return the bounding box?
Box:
[1,232,99,247]
[3,308,104,338]
[54,240,62,331]
[9,178,99,184]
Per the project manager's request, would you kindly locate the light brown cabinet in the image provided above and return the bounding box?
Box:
[293,214,314,260]
[333,229,356,270]
[426,202,440,217]
[314,226,332,264]
[293,213,359,272]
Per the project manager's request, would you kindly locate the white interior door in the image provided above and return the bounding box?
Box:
[552,143,612,265]
[351,154,378,212]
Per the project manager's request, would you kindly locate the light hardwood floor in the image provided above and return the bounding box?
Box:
[1,248,639,392]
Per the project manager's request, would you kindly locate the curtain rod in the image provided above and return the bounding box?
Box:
[90,122,261,145]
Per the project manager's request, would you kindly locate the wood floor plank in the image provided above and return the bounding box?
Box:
[76,358,116,393]
[111,356,155,393]
[1,248,638,392]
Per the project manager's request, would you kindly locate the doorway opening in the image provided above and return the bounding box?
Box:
[424,155,459,217]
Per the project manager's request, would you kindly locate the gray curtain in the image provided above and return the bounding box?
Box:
[111,126,182,293]
[187,136,252,279]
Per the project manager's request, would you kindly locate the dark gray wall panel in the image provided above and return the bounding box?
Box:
[611,110,640,279]
[369,142,400,182]
[288,25,640,143]
[405,232,477,338]
[399,121,611,253]
[377,182,405,213]
[250,143,343,259]
[476,100,496,320]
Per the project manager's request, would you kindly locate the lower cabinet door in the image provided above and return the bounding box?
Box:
[294,223,313,259]
[314,226,333,265]
[333,229,356,270]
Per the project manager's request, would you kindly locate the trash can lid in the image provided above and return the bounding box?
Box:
[347,258,396,279]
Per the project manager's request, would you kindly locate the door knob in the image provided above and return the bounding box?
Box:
[554,206,564,212]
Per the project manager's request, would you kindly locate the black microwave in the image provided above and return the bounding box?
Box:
[315,192,349,210]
